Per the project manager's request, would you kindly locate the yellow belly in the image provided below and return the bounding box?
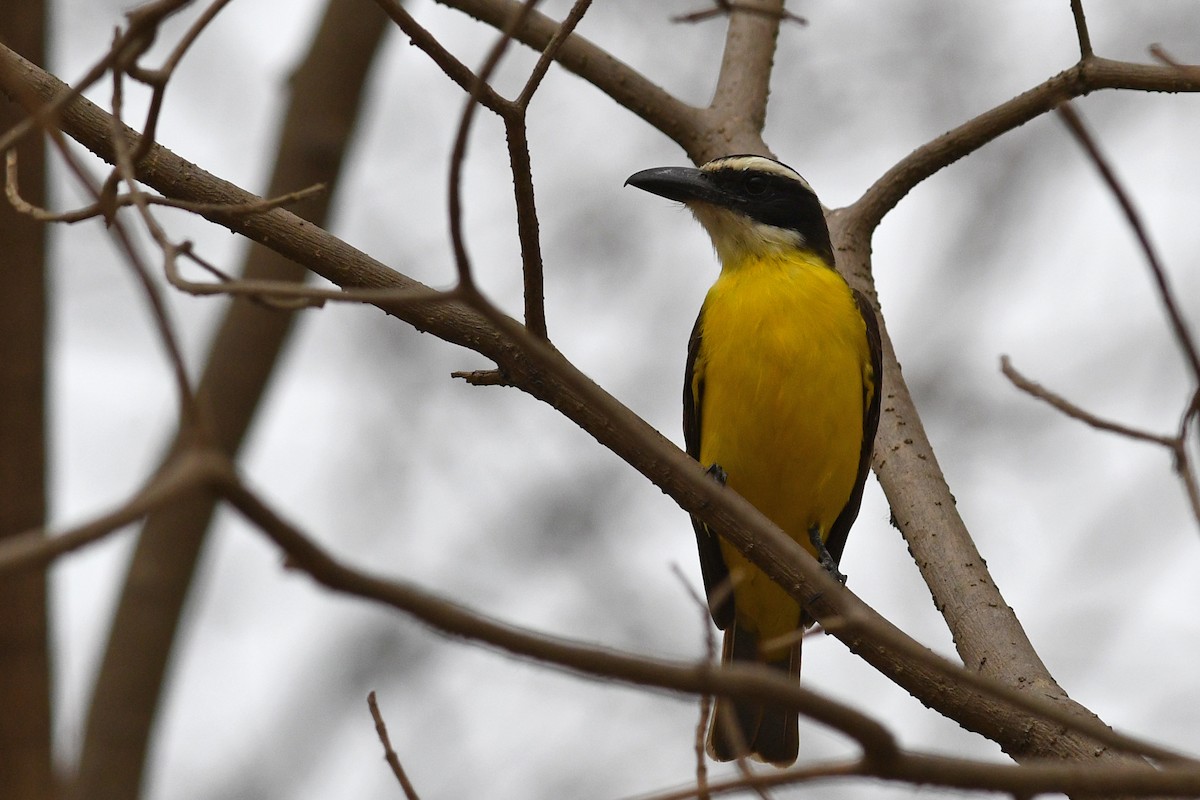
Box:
[694,252,868,642]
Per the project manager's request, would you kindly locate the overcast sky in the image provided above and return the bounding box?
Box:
[43,1,1200,798]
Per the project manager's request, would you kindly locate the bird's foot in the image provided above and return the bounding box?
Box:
[705,463,728,486]
[808,525,847,585]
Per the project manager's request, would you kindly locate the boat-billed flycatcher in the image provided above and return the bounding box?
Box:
[626,155,881,765]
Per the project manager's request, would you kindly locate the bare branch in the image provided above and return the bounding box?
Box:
[670,563,715,799]
[845,57,1200,238]
[367,692,422,800]
[436,0,704,151]
[215,466,902,762]
[706,0,784,156]
[0,449,221,575]
[446,0,540,292]
[507,0,594,339]
[7,150,324,221]
[1056,101,1200,385]
[1001,356,1176,448]
[1069,0,1093,60]
[373,0,508,112]
[638,751,1200,800]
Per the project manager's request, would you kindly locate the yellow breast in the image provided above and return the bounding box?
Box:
[693,251,869,639]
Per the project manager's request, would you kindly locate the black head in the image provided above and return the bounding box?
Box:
[626,154,833,266]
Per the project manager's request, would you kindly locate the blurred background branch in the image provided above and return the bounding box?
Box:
[0,1,50,798]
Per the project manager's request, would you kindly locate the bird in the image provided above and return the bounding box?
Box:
[625,154,881,765]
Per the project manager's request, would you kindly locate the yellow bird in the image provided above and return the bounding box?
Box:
[626,155,881,765]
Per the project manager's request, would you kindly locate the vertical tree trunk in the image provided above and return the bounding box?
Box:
[0,2,51,799]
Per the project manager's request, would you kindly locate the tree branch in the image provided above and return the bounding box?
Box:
[824,43,1200,772]
[435,0,706,152]
[704,0,783,158]
[215,463,902,762]
[845,57,1200,238]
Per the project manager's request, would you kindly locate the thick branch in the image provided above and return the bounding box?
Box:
[701,0,782,159]
[825,48,1200,774]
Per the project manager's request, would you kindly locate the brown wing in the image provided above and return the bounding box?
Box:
[684,306,735,630]
[824,289,883,565]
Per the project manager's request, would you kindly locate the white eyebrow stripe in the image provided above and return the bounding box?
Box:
[700,155,813,192]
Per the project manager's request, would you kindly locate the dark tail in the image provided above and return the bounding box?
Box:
[707,621,801,766]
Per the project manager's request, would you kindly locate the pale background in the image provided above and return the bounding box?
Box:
[45,1,1200,798]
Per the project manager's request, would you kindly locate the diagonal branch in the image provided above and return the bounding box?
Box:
[1056,102,1200,384]
[437,0,704,151]
[845,57,1200,238]
[214,461,901,761]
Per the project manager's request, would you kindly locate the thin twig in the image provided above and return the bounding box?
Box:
[0,449,221,575]
[0,0,191,155]
[631,761,858,800]
[7,150,323,221]
[431,0,702,151]
[1054,101,1200,528]
[1069,0,1093,60]
[670,564,713,800]
[1003,354,1200,529]
[161,242,457,310]
[507,0,595,339]
[513,0,592,109]
[105,59,202,428]
[847,58,1200,238]
[447,0,541,292]
[212,467,901,761]
[375,0,570,337]
[1150,43,1184,69]
[373,0,508,112]
[1001,357,1175,448]
[367,692,422,800]
[503,121,547,337]
[1056,102,1200,384]
[124,0,238,166]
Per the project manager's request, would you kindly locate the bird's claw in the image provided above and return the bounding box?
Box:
[808,525,847,585]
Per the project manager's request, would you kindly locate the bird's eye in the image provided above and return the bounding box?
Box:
[745,175,768,195]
